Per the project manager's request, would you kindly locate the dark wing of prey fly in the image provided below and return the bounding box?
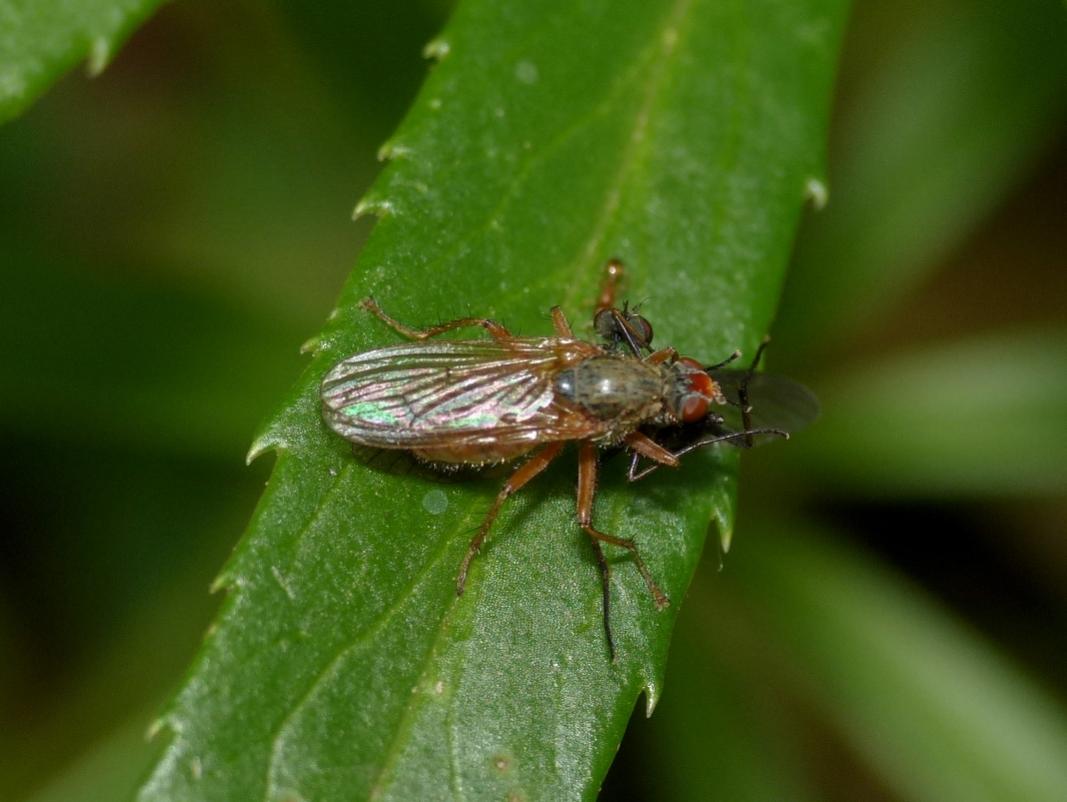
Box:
[710,370,821,434]
[638,370,820,461]
[321,338,600,452]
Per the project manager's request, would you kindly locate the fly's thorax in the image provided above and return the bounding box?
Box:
[666,357,724,423]
[553,355,669,424]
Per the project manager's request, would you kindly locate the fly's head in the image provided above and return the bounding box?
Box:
[667,357,726,425]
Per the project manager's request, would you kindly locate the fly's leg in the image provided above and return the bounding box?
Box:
[577,443,670,606]
[456,442,565,596]
[588,538,615,662]
[627,427,789,482]
[738,336,771,446]
[623,431,679,482]
[360,297,512,341]
[596,258,625,312]
[550,305,574,337]
[578,442,669,659]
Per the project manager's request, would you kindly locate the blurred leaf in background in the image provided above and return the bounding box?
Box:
[2,1,445,799]
[0,0,168,124]
[2,0,1066,800]
[609,0,1067,800]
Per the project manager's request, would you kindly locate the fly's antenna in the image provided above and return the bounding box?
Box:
[705,349,742,371]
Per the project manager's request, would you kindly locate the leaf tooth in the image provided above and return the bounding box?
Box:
[352,195,396,221]
[422,38,451,61]
[804,176,829,210]
[642,677,661,718]
[246,429,287,464]
[145,714,173,741]
[209,570,233,594]
[377,141,413,162]
[87,35,112,76]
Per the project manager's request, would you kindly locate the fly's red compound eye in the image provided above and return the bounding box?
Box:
[680,394,709,422]
[675,357,717,423]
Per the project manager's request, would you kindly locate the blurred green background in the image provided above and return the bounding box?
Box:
[2,1,1065,800]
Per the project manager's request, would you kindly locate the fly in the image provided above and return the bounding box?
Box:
[320,259,818,660]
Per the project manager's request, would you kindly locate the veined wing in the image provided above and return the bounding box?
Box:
[321,338,602,450]
[710,370,820,434]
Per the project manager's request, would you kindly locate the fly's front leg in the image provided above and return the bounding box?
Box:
[360,297,512,341]
[456,442,565,596]
[737,336,771,446]
[577,442,669,659]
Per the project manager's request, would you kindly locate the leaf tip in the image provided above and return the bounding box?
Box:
[422,38,451,61]
[804,177,829,210]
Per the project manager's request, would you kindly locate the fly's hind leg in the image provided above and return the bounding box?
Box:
[360,297,512,341]
[587,537,615,662]
[456,442,565,596]
[577,442,669,659]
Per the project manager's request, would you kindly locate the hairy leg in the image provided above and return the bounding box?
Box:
[456,442,565,595]
[361,297,512,341]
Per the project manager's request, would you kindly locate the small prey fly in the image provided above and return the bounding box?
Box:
[320,260,817,659]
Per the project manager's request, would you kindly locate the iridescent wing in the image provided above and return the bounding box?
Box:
[321,338,603,452]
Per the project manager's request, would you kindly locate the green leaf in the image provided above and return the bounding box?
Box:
[730,526,1067,802]
[138,1,849,799]
[0,0,168,124]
